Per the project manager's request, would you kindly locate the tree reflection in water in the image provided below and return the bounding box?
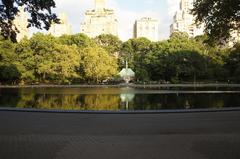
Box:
[0,87,240,110]
[16,93,121,110]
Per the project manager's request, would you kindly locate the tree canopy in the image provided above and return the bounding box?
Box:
[225,44,240,82]
[119,32,230,83]
[94,34,122,56]
[80,46,118,82]
[0,0,59,41]
[0,32,239,84]
[192,0,240,43]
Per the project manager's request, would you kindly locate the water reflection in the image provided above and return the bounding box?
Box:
[120,93,135,110]
[0,87,239,111]
[15,94,121,111]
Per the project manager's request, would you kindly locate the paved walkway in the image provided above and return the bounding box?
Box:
[0,110,240,159]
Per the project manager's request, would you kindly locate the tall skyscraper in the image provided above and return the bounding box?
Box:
[48,13,72,37]
[13,7,29,42]
[170,0,204,38]
[80,0,118,38]
[133,17,159,42]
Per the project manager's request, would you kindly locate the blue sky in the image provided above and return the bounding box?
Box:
[46,0,181,41]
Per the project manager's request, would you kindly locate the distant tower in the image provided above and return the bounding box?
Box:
[95,0,106,11]
[80,0,118,38]
[133,17,159,42]
[48,13,72,37]
[13,7,29,42]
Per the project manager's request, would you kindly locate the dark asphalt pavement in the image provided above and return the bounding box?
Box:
[0,110,240,159]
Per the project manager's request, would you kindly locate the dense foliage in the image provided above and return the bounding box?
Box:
[192,0,240,44]
[0,33,118,84]
[120,32,238,83]
[0,32,239,85]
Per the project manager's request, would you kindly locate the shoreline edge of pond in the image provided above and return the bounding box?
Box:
[1,107,240,114]
[1,83,240,88]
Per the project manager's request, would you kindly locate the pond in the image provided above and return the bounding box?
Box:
[0,86,240,111]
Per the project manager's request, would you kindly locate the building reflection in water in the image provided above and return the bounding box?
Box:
[120,93,135,110]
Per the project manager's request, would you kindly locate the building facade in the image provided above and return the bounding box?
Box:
[170,0,204,38]
[80,0,118,38]
[13,7,29,42]
[48,13,72,37]
[171,0,239,47]
[133,17,159,42]
[224,30,240,48]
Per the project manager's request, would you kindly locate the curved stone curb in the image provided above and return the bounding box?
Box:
[1,84,240,88]
[0,107,240,114]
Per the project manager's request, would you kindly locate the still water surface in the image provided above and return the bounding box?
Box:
[0,87,240,111]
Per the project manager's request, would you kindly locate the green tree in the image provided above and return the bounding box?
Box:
[144,32,207,82]
[80,46,118,83]
[168,32,204,53]
[192,0,240,43]
[119,40,135,68]
[225,43,240,82]
[144,41,168,81]
[0,64,21,84]
[58,33,94,48]
[28,33,57,82]
[15,37,35,83]
[16,33,80,84]
[51,44,80,83]
[166,51,207,83]
[0,36,16,63]
[94,34,122,56]
[119,38,152,81]
[0,36,21,84]
[0,0,59,41]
